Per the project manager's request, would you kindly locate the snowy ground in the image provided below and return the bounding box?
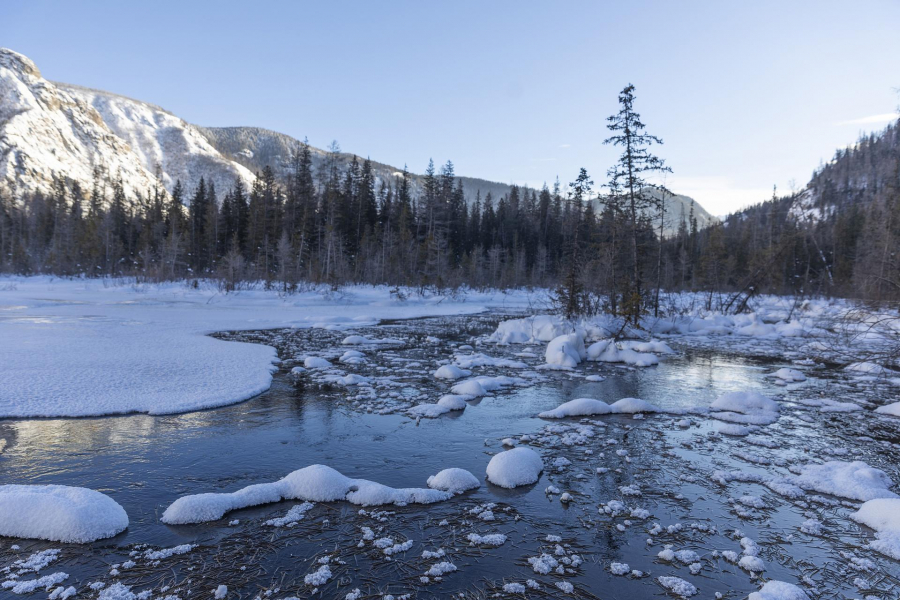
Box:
[3,278,900,599]
[0,277,541,417]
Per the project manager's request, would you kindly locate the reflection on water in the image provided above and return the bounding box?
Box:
[1,344,785,546]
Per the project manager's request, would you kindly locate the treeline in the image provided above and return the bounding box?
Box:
[1,88,897,316]
[673,119,899,308]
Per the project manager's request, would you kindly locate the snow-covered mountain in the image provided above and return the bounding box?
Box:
[0,47,717,234]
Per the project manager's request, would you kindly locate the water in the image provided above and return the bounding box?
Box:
[2,313,899,598]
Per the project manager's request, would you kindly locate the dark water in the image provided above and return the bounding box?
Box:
[1,314,899,599]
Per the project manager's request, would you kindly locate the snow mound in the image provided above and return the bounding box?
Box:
[772,368,806,382]
[427,468,480,494]
[162,464,462,524]
[0,484,128,543]
[545,333,586,368]
[790,461,897,502]
[433,365,471,380]
[610,397,661,413]
[658,575,698,597]
[486,447,544,488]
[747,580,810,600]
[539,398,612,419]
[852,498,900,559]
[491,315,573,344]
[875,402,900,417]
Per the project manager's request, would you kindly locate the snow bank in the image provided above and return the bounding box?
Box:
[427,469,480,494]
[162,464,475,524]
[791,461,897,501]
[0,278,539,417]
[491,315,574,344]
[539,398,612,418]
[486,448,544,488]
[545,333,586,368]
[0,484,128,543]
[748,581,810,600]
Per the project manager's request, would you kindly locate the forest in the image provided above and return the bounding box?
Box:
[1,87,898,317]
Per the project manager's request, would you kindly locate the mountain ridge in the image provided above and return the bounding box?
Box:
[0,47,717,234]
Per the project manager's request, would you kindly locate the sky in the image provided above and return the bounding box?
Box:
[2,0,899,216]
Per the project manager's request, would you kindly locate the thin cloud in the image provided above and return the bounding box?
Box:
[558,144,571,148]
[837,113,898,126]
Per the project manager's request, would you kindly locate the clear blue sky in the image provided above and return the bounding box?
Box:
[3,0,899,215]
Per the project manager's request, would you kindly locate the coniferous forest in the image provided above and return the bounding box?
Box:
[1,86,898,315]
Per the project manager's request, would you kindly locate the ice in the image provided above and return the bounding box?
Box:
[0,484,128,543]
[545,333,586,368]
[426,468,480,494]
[539,398,612,418]
[162,464,466,523]
[0,278,536,417]
[747,580,810,600]
[485,447,544,488]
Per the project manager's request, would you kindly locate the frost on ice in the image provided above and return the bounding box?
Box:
[0,484,128,543]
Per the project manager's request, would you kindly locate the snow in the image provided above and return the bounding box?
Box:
[545,333,586,368]
[658,575,698,597]
[485,447,544,488]
[609,397,661,414]
[162,464,473,523]
[747,581,810,600]
[433,365,471,380]
[772,368,806,382]
[875,402,900,417]
[587,340,659,366]
[539,398,612,418]
[426,468,480,494]
[0,277,538,417]
[709,391,780,425]
[851,498,900,559]
[0,484,128,543]
[790,461,897,501]
[490,315,574,344]
[466,533,507,546]
[2,572,69,594]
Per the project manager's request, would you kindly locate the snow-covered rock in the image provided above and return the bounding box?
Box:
[545,333,586,368]
[427,468,480,494]
[433,365,471,380]
[486,447,544,488]
[0,484,128,543]
[539,398,612,419]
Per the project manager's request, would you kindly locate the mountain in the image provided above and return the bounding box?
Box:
[0,47,716,235]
